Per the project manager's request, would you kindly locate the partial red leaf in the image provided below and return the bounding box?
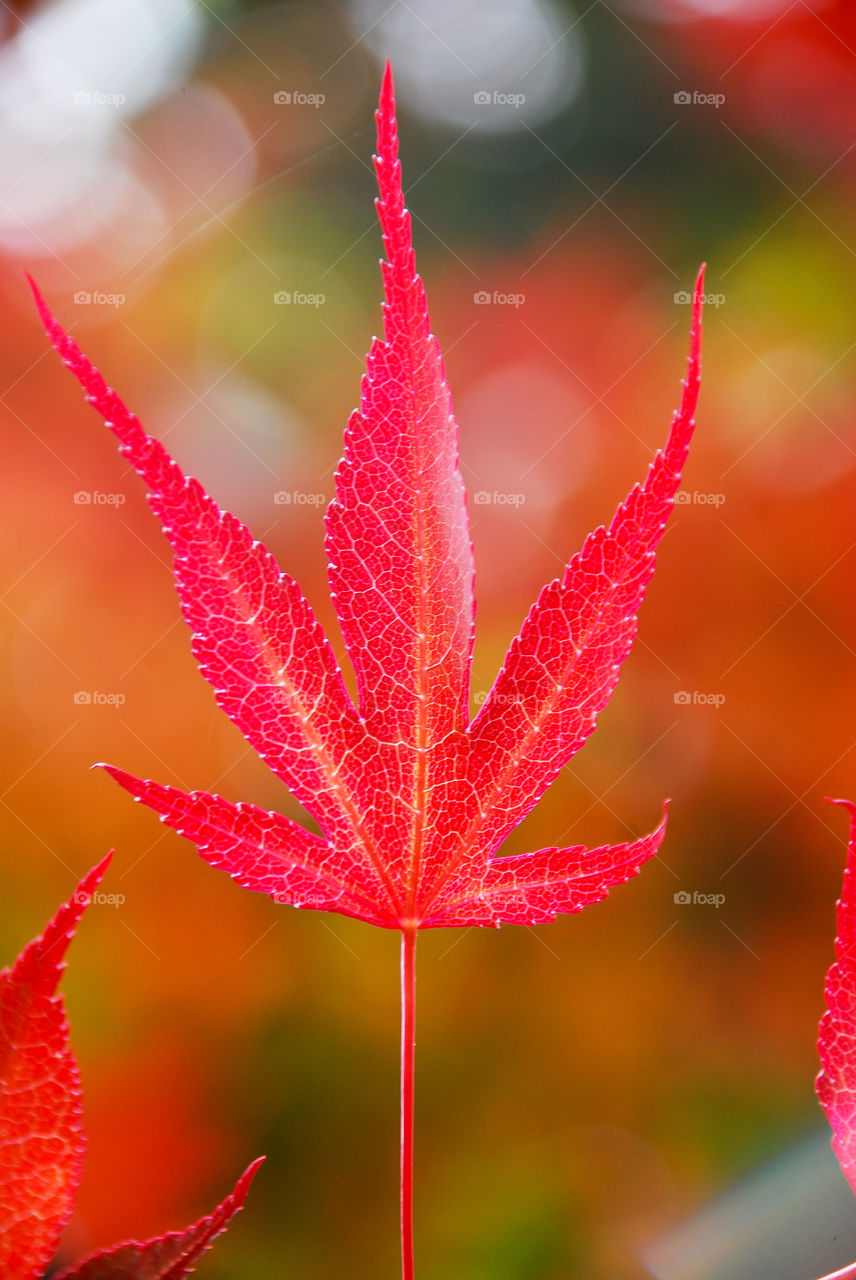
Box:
[101,765,391,926]
[0,856,110,1280]
[325,63,475,923]
[53,1157,262,1280]
[326,63,474,744]
[813,1263,856,1280]
[818,799,856,1194]
[28,278,400,927]
[418,273,703,914]
[421,807,668,928]
[33,67,703,934]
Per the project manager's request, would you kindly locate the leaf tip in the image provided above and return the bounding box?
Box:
[99,762,133,786]
[375,59,399,179]
[825,795,856,814]
[26,271,55,333]
[63,854,113,937]
[690,264,705,353]
[236,1155,266,1199]
[88,849,114,883]
[826,797,856,870]
[14,854,113,1002]
[380,59,394,105]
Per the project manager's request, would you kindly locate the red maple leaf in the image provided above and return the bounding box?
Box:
[31,64,703,1280]
[815,801,856,1280]
[0,863,261,1280]
[29,66,703,937]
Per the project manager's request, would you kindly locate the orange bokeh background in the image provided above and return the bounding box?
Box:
[2,3,856,1277]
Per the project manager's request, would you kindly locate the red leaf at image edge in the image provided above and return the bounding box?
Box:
[818,800,856,1192]
[29,64,704,933]
[0,857,110,1280]
[52,1157,263,1280]
[812,800,856,1280]
[0,862,262,1280]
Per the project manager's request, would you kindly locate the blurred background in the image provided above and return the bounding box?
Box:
[1,1,856,1277]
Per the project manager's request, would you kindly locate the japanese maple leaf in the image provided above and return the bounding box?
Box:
[31,64,703,1279]
[816,800,856,1280]
[0,861,261,1280]
[29,66,703,937]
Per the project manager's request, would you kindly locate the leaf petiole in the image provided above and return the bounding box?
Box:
[401,926,417,1280]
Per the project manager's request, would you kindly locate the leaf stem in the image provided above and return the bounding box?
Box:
[400,926,417,1280]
